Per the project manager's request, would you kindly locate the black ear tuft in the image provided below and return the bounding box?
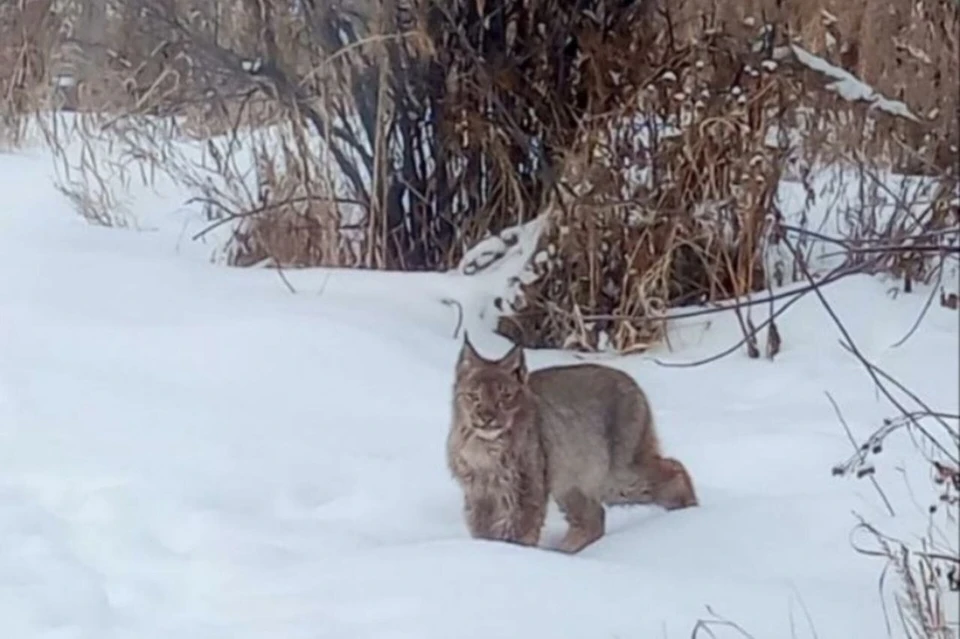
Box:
[457,331,483,375]
[461,331,481,359]
[500,342,527,381]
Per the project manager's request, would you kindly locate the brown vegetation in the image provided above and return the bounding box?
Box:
[5,0,954,353]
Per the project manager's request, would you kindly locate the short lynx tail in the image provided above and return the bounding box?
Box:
[630,393,698,510]
[648,456,698,510]
[605,394,699,511]
[603,455,698,510]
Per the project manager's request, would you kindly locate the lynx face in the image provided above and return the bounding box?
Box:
[454,338,530,441]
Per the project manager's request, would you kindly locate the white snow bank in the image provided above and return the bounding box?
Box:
[1,147,957,638]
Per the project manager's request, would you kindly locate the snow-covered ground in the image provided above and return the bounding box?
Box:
[1,146,957,639]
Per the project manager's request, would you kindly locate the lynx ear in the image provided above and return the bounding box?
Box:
[456,331,484,376]
[499,342,527,382]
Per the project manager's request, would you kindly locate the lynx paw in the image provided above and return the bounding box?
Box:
[555,527,603,554]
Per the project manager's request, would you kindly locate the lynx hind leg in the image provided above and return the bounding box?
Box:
[609,387,698,510]
[555,488,606,554]
[605,456,698,510]
[609,385,662,466]
[516,493,547,547]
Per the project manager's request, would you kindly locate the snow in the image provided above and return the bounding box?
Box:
[1,144,958,639]
[776,45,919,122]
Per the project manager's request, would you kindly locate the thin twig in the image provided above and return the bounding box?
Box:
[189,193,366,241]
[826,391,896,516]
[442,297,465,339]
[271,257,297,294]
[653,261,870,368]
[778,232,958,464]
[890,253,946,349]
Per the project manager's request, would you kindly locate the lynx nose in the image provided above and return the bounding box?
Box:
[476,408,496,426]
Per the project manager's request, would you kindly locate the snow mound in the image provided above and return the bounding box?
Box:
[0,148,957,638]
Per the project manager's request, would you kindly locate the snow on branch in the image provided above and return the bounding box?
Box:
[775,44,920,122]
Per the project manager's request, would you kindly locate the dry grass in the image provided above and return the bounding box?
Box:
[658,0,958,171]
[836,414,959,639]
[0,0,955,353]
[0,0,58,147]
[496,0,957,353]
[498,23,794,351]
[224,125,357,268]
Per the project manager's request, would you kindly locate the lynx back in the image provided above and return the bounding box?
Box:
[530,362,699,553]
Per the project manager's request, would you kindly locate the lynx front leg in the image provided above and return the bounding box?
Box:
[516,470,548,547]
[555,488,605,554]
[464,493,498,540]
[465,490,531,544]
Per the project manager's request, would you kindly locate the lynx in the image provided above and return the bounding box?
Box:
[447,335,698,553]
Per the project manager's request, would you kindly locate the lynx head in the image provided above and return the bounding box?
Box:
[453,333,531,440]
